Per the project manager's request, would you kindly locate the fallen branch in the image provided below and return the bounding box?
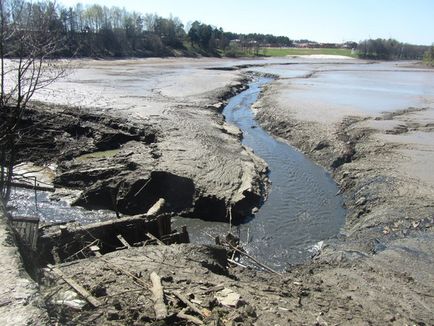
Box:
[228,258,247,269]
[177,308,204,325]
[150,272,167,320]
[46,264,101,308]
[101,258,149,289]
[173,291,205,317]
[227,244,282,276]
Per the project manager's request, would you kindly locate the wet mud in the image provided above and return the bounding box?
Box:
[4,57,434,325]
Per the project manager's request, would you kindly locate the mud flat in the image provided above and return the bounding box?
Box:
[28,58,272,222]
[253,59,434,323]
[4,57,434,324]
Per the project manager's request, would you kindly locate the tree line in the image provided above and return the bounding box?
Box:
[423,45,434,66]
[357,38,430,60]
[1,0,293,58]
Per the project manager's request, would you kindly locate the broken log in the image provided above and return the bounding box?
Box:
[150,272,167,320]
[46,264,101,308]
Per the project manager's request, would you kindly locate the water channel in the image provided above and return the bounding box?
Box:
[174,77,346,269]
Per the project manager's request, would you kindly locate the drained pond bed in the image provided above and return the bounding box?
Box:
[8,77,345,271]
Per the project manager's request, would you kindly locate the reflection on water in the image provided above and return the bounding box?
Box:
[9,188,115,226]
[173,78,346,270]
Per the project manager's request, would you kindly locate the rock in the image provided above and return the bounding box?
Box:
[313,140,330,151]
[52,290,86,310]
[215,288,241,307]
[244,304,257,318]
[355,197,367,206]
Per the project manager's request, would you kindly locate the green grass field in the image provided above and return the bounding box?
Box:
[260,47,357,57]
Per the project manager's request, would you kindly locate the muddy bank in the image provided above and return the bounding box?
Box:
[252,60,434,323]
[6,80,267,223]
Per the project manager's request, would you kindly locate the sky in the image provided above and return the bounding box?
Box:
[57,0,434,45]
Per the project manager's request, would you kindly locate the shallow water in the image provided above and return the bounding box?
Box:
[249,61,434,119]
[9,188,116,225]
[174,78,346,269]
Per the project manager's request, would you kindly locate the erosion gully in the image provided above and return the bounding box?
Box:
[173,77,346,270]
[10,77,346,271]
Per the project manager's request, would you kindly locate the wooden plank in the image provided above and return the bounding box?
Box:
[146,232,165,246]
[9,216,40,223]
[9,218,39,250]
[46,264,101,308]
[89,245,102,257]
[116,234,131,248]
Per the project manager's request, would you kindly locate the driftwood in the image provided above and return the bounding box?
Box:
[177,308,204,325]
[150,272,167,320]
[227,244,281,276]
[46,264,101,308]
[173,291,205,317]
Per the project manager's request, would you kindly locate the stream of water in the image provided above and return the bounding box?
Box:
[173,77,346,269]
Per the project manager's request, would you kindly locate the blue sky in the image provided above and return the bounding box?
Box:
[57,0,434,45]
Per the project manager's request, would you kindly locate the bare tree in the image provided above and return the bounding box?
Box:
[0,0,67,202]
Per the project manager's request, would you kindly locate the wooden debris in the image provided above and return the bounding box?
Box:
[150,272,167,320]
[146,232,165,246]
[89,245,102,257]
[228,258,247,268]
[46,264,101,308]
[227,244,282,276]
[177,308,204,325]
[173,291,205,317]
[146,198,166,216]
[101,259,149,289]
[203,284,225,294]
[116,234,131,248]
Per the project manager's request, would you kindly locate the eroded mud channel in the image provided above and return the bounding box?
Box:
[10,75,346,271]
[174,77,345,269]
